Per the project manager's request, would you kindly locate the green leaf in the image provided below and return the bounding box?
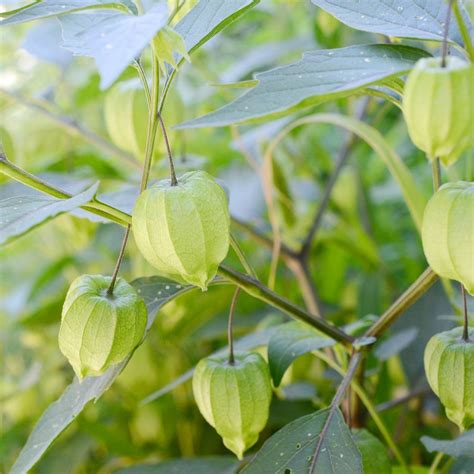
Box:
[177,44,430,128]
[0,0,134,25]
[116,457,239,474]
[141,326,277,404]
[58,4,168,89]
[311,0,472,46]
[241,408,363,473]
[267,321,335,386]
[0,182,99,246]
[176,0,259,56]
[9,277,192,474]
[153,26,189,70]
[421,430,474,458]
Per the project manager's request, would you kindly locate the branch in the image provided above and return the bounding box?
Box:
[365,267,438,338]
[0,89,140,169]
[299,98,370,259]
[217,265,353,345]
[0,155,131,226]
[309,352,363,473]
[0,160,353,344]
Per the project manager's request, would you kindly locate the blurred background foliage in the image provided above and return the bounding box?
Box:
[1,0,473,472]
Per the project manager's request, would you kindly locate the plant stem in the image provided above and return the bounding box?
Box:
[309,352,363,472]
[431,158,442,191]
[227,288,241,364]
[429,452,444,474]
[230,234,258,279]
[441,0,455,67]
[0,89,140,169]
[453,1,474,61]
[107,225,131,295]
[365,268,438,338]
[461,284,470,342]
[299,98,370,260]
[316,351,410,473]
[157,112,178,186]
[217,265,354,345]
[0,155,130,225]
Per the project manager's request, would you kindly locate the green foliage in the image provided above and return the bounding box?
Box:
[1,0,473,472]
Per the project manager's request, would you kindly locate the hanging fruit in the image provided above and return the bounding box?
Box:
[421,181,474,294]
[132,170,230,290]
[403,56,474,166]
[192,352,273,459]
[424,327,474,431]
[58,274,147,380]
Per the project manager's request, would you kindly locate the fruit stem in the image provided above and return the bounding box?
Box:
[157,112,178,186]
[107,225,131,296]
[461,284,470,342]
[431,158,442,191]
[441,0,455,68]
[227,288,241,364]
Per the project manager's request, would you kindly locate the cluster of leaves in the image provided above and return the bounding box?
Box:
[1,0,473,473]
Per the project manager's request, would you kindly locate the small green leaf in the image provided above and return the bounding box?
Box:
[177,44,430,128]
[59,4,168,89]
[0,0,135,25]
[9,277,191,474]
[0,182,99,245]
[421,430,474,458]
[267,321,335,386]
[153,26,189,70]
[311,0,472,46]
[175,0,259,56]
[241,408,363,473]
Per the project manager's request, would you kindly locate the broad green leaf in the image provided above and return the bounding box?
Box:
[116,457,239,474]
[267,321,335,386]
[177,44,430,128]
[141,326,277,404]
[176,0,259,56]
[0,0,134,25]
[421,431,474,458]
[59,4,168,89]
[311,0,472,46]
[0,182,99,245]
[9,277,191,474]
[241,408,363,474]
[153,26,189,70]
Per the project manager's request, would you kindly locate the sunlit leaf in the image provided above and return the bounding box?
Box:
[177,44,429,128]
[0,0,135,25]
[59,4,168,89]
[311,0,472,46]
[0,182,99,245]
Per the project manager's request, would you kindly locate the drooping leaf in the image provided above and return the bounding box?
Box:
[141,326,277,404]
[116,456,239,474]
[0,182,99,245]
[9,277,191,474]
[241,408,363,473]
[177,44,430,128]
[267,321,335,386]
[421,431,474,458]
[0,0,135,26]
[311,0,472,46]
[59,3,168,89]
[175,0,259,56]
